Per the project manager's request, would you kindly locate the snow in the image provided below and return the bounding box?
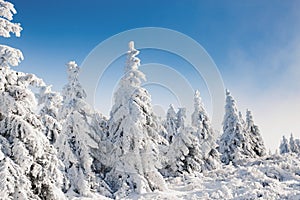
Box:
[123,154,300,200]
[0,1,299,198]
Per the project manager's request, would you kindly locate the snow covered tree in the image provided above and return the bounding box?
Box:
[0,67,66,200]
[106,41,167,197]
[38,85,63,144]
[191,90,220,171]
[245,109,266,157]
[0,1,66,199]
[289,134,299,154]
[164,104,177,143]
[295,139,300,154]
[57,61,110,198]
[177,107,186,130]
[162,107,204,176]
[279,135,290,154]
[219,90,246,165]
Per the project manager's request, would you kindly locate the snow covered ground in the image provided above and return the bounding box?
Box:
[112,154,300,200]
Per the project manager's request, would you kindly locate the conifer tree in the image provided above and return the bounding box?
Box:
[57,61,110,198]
[38,85,63,143]
[279,135,290,154]
[162,108,203,176]
[164,104,177,143]
[0,1,66,198]
[219,90,246,164]
[289,134,299,154]
[106,41,167,197]
[191,90,220,171]
[245,109,266,157]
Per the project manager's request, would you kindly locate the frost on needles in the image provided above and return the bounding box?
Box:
[106,41,168,197]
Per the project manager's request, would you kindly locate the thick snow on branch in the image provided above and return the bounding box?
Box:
[0,0,22,38]
[0,45,23,67]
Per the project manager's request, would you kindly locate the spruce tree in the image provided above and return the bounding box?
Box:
[57,61,110,198]
[0,1,66,198]
[38,85,63,144]
[279,135,290,154]
[164,104,177,143]
[219,90,246,164]
[162,108,203,176]
[245,109,266,157]
[106,41,167,197]
[191,90,220,171]
[289,134,299,154]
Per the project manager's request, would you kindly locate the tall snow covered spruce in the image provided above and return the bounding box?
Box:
[106,41,167,197]
[219,90,247,165]
[191,90,220,171]
[57,61,111,198]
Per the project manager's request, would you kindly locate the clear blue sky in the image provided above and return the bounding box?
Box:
[4,0,300,150]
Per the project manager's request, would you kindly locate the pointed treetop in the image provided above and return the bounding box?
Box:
[66,61,78,70]
[195,90,200,98]
[239,111,243,119]
[66,61,79,81]
[246,109,254,126]
[194,90,204,111]
[129,41,135,51]
[125,41,141,72]
[225,89,230,96]
[167,104,176,118]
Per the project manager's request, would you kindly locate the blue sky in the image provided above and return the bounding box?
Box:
[4,0,300,150]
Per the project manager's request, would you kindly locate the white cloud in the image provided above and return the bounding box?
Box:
[223,13,300,151]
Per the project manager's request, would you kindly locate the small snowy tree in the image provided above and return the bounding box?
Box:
[245,109,266,157]
[177,107,186,129]
[289,134,299,154]
[106,41,167,197]
[279,135,290,154]
[219,90,246,165]
[57,61,111,198]
[164,104,177,143]
[191,90,220,171]
[162,108,203,176]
